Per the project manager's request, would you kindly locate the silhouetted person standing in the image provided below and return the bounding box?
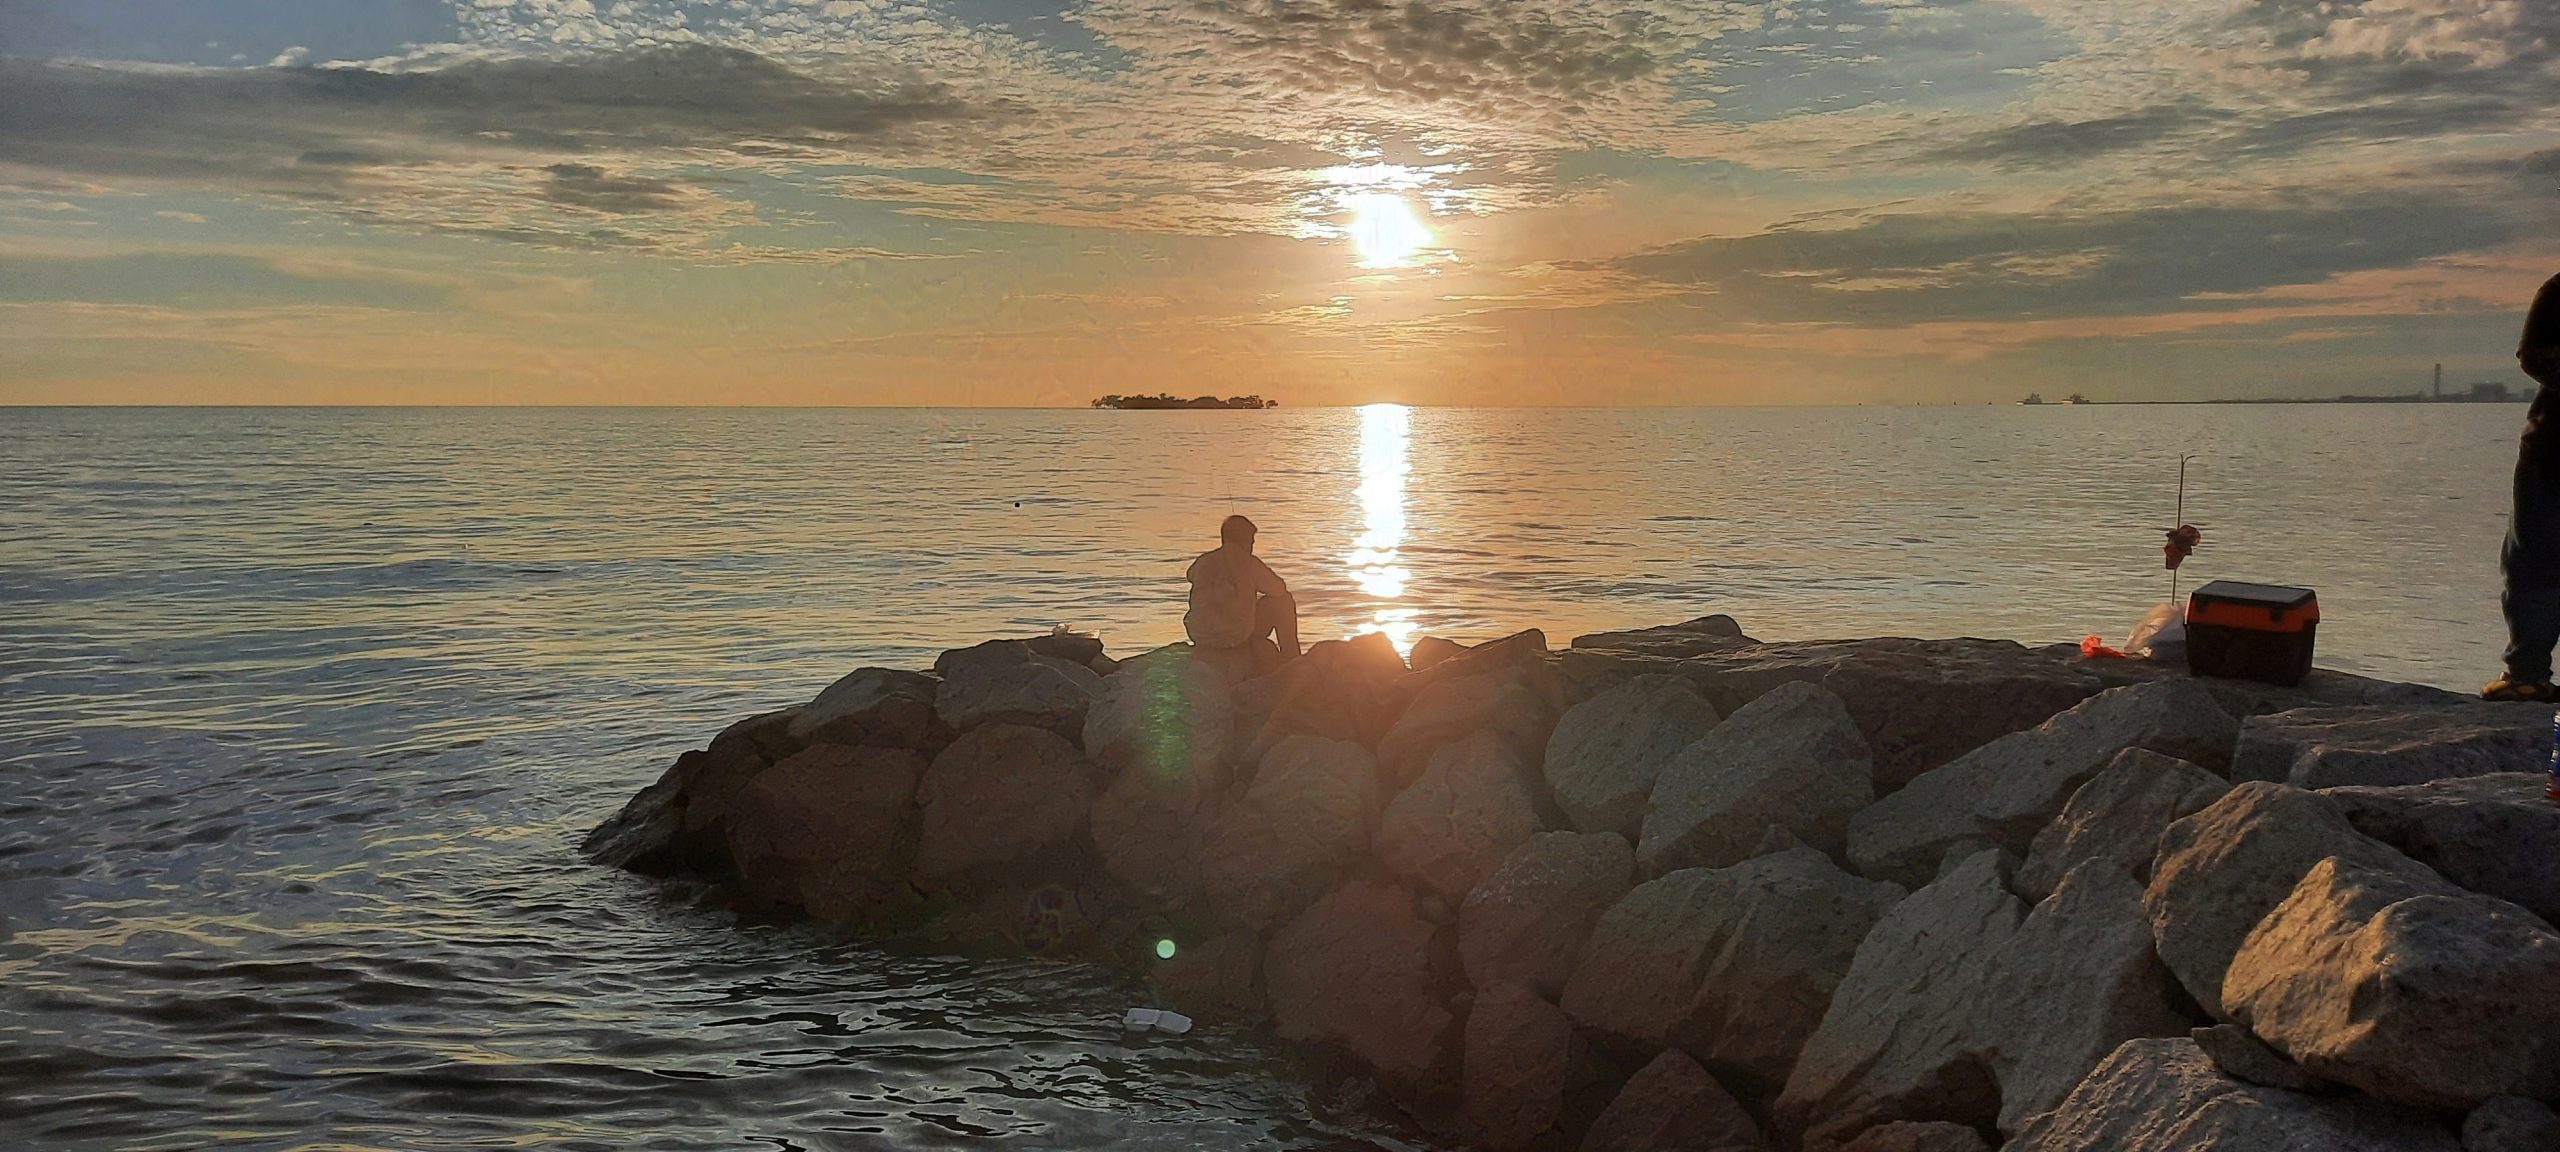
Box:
[2487,272,2560,700]
[1185,515,1300,661]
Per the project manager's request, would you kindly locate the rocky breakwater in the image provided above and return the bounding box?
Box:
[584,614,2560,1152]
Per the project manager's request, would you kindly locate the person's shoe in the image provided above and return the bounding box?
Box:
[2481,676,2560,702]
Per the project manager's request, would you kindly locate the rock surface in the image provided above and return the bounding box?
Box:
[1083,652,1233,796]
[1197,735,1382,929]
[1235,634,1411,764]
[1849,681,2238,886]
[1571,614,1754,658]
[1640,681,1873,877]
[1776,850,2020,1150]
[1374,732,1546,900]
[1839,1123,1992,1152]
[1377,666,1562,791]
[2464,1096,2560,1152]
[2324,772,2560,927]
[2016,748,2229,903]
[1148,930,1262,1023]
[1459,830,1635,1000]
[1578,1048,1766,1152]
[912,723,1100,890]
[2007,1037,2460,1152]
[789,668,941,748]
[1460,983,1574,1151]
[1981,862,2197,1134]
[1543,674,1722,838]
[1563,846,1904,1095]
[1263,878,1457,1093]
[726,743,923,923]
[934,652,1098,734]
[2188,1024,2324,1093]
[2232,702,2549,789]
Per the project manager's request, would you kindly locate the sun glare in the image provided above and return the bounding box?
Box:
[1346,194,1432,269]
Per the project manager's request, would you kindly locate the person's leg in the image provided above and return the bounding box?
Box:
[1255,589,1301,659]
[2501,384,2560,687]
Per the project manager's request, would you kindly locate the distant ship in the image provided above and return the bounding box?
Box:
[2068,393,2090,405]
[2018,392,2092,406]
[2019,393,2045,406]
[1091,393,1279,410]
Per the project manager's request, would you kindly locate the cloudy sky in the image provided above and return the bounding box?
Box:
[1,0,2553,405]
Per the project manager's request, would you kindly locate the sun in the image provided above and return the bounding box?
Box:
[1346,193,1432,269]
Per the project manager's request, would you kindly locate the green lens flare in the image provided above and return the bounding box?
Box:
[1156,938,1177,960]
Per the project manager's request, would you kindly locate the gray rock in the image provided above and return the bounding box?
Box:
[1562,846,1905,1095]
[1571,614,1756,658]
[2142,781,2434,1019]
[2007,1037,2460,1152]
[1578,1048,1766,1152]
[2223,853,2560,1111]
[1459,831,1636,1000]
[1982,862,2197,1135]
[726,743,923,924]
[1849,681,2238,886]
[1460,983,1575,1151]
[1776,851,2021,1150]
[1083,651,1233,796]
[911,723,1100,890]
[1264,878,1458,1093]
[2017,748,2230,903]
[1641,682,1874,877]
[2232,702,2550,789]
[934,654,1098,735]
[1197,736,1381,930]
[580,771,691,875]
[1377,666,1563,791]
[1839,1123,1992,1152]
[2325,773,2560,927]
[2464,1096,2560,1152]
[790,667,941,748]
[1375,732,1546,900]
[1544,674,1723,838]
[2189,1024,2325,1093]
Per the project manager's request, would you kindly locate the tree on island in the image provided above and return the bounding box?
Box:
[1090,393,1279,410]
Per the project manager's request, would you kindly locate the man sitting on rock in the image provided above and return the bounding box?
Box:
[1185,514,1300,664]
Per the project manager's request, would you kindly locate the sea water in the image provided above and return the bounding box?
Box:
[0,403,2524,1149]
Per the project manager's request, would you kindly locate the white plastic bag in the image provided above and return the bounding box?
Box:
[2125,603,2187,662]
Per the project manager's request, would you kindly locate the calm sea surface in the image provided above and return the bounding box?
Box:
[0,404,2526,1149]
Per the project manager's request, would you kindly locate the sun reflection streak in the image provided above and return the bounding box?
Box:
[1350,404,1416,653]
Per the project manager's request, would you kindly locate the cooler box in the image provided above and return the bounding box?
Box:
[2185,581,2318,687]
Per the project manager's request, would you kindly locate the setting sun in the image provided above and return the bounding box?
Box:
[1346,193,1432,269]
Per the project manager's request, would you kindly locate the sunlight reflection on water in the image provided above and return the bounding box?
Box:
[1349,403,1417,653]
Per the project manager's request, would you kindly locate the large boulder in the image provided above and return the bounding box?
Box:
[1675,638,2117,787]
[1147,929,1262,1023]
[934,650,1099,735]
[726,743,924,924]
[1578,1048,1767,1152]
[2016,748,2230,903]
[1640,682,1873,877]
[1838,1123,1991,1152]
[2007,1037,2460,1152]
[1374,733,1547,901]
[1459,831,1636,999]
[1562,846,1905,1095]
[2324,773,2560,927]
[2465,1097,2560,1152]
[1083,651,1234,798]
[1460,983,1576,1151]
[1849,681,2239,887]
[1572,614,1755,658]
[2222,853,2560,1111]
[1543,674,1723,838]
[2231,702,2549,789]
[1086,769,1214,908]
[2142,781,2431,1017]
[1197,736,1382,929]
[911,723,1101,891]
[1263,878,1459,1093]
[1233,633,1411,763]
[789,668,941,749]
[1981,862,2197,1134]
[1377,666,1565,791]
[1775,850,2022,1151]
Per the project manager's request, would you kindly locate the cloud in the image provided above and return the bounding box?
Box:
[1921,106,2218,170]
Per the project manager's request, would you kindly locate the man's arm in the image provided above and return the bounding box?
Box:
[2522,274,2560,387]
[1252,556,1290,596]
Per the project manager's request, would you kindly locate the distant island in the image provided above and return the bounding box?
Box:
[1091,393,1278,410]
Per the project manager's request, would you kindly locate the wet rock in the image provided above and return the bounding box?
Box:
[790,667,942,749]
[1197,736,1381,929]
[1264,878,1458,1094]
[1375,733,1546,901]
[1677,637,2115,788]
[2016,748,2229,903]
[1776,850,2021,1150]
[1640,682,1872,877]
[2007,1037,2460,1152]
[1578,1048,1766,1152]
[1460,983,1575,1151]
[1543,673,1723,839]
[934,653,1098,735]
[1850,681,2239,887]
[2464,1096,2560,1152]
[1983,862,2197,1134]
[2222,853,2560,1111]
[1148,930,1262,1023]
[903,878,1099,959]
[2324,772,2560,926]
[727,743,923,924]
[1409,635,1465,672]
[581,771,691,875]
[2142,782,2431,1018]
[1562,845,1904,1095]
[2189,1024,2325,1093]
[1083,651,1233,798]
[1459,831,1635,1000]
[1839,1122,1992,1152]
[2231,702,2549,789]
[1571,614,1755,659]
[911,723,1101,891]
[1377,666,1563,792]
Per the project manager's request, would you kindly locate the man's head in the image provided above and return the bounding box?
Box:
[1220,514,1257,551]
